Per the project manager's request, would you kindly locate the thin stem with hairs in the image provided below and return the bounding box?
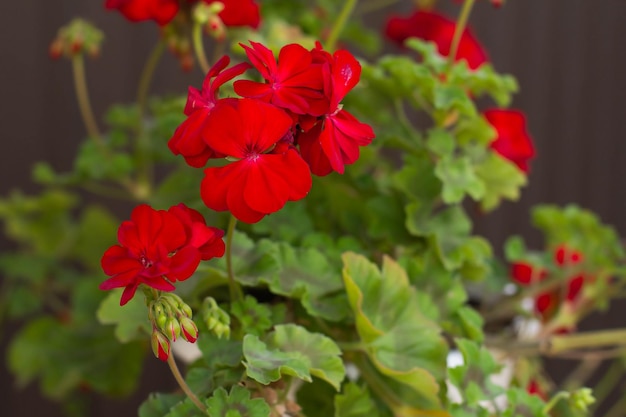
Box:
[193,22,211,74]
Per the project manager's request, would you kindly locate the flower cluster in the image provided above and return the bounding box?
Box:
[384,9,535,174]
[385,9,488,70]
[100,204,225,305]
[169,42,374,223]
[105,0,260,28]
[510,244,589,330]
[484,109,536,173]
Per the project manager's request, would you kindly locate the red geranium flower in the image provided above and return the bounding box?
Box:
[206,0,260,29]
[200,98,312,223]
[297,47,375,176]
[105,0,179,25]
[168,204,226,260]
[234,42,327,115]
[384,10,488,70]
[169,55,250,168]
[100,204,224,305]
[106,0,260,28]
[484,109,536,173]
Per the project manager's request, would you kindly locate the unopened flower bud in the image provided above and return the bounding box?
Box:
[165,317,181,341]
[151,329,171,361]
[49,18,104,60]
[193,1,224,25]
[180,316,199,343]
[202,297,231,339]
[570,388,595,412]
[206,16,226,41]
[180,303,193,319]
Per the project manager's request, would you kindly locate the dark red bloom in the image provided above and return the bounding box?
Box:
[484,109,535,173]
[169,56,250,168]
[384,10,488,70]
[297,48,375,175]
[106,0,260,28]
[206,0,260,29]
[234,42,327,115]
[105,0,179,25]
[100,204,224,305]
[200,98,312,223]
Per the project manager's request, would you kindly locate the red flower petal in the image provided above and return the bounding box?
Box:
[166,246,201,282]
[485,109,535,173]
[105,0,179,25]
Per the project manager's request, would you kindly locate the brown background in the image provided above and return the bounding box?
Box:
[1,0,626,415]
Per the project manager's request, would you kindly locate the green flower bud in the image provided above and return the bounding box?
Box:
[570,388,595,412]
[165,317,181,341]
[49,18,104,60]
[180,317,199,343]
[202,297,231,339]
[151,329,170,361]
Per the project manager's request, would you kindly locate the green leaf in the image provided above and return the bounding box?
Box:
[8,316,144,399]
[96,289,151,343]
[197,333,243,369]
[243,334,311,385]
[335,383,382,417]
[230,295,273,337]
[342,253,448,411]
[243,324,345,390]
[392,154,442,203]
[504,236,526,262]
[165,399,205,417]
[224,235,349,321]
[139,393,186,417]
[435,156,485,204]
[267,324,345,390]
[71,205,118,269]
[205,386,271,417]
[426,129,456,156]
[475,153,527,211]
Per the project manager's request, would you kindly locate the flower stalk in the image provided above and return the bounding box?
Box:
[225,214,243,302]
[448,0,476,67]
[166,354,206,412]
[326,0,358,52]
[71,54,102,144]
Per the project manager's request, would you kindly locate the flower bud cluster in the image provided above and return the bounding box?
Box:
[148,293,199,361]
[569,388,595,412]
[201,297,231,339]
[193,2,226,40]
[49,18,104,60]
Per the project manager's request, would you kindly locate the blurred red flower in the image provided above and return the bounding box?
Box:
[484,109,536,173]
[384,10,488,70]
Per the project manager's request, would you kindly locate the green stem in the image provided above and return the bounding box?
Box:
[354,354,402,411]
[562,357,602,391]
[448,0,476,67]
[192,22,211,74]
[326,0,358,52]
[550,328,626,354]
[225,214,243,302]
[590,359,624,412]
[542,391,569,414]
[166,354,206,412]
[71,54,102,143]
[134,40,166,201]
[606,396,626,417]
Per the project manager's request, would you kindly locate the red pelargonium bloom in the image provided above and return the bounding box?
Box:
[105,0,179,25]
[106,0,260,28]
[200,98,312,223]
[205,0,260,28]
[100,204,224,305]
[384,10,488,70]
[484,109,536,173]
[169,56,250,168]
[297,47,375,176]
[234,42,327,116]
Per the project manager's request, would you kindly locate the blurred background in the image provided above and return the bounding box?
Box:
[1,0,625,415]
